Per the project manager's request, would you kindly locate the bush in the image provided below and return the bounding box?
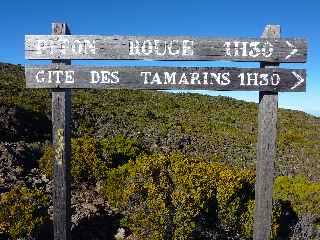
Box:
[0,184,49,239]
[39,144,54,178]
[274,175,320,238]
[100,135,146,168]
[103,153,262,239]
[274,176,320,216]
[39,135,143,183]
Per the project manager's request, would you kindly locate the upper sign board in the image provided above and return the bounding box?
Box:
[25,35,307,62]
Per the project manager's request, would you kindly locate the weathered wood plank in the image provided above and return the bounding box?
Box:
[253,25,280,240]
[51,23,71,240]
[25,65,306,92]
[25,35,307,62]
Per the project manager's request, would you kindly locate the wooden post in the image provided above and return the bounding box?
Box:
[52,22,71,240]
[253,25,280,240]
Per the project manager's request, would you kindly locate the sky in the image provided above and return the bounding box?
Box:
[0,0,319,116]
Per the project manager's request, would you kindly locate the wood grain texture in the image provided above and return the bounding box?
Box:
[253,25,280,240]
[25,35,307,62]
[25,65,306,92]
[51,23,71,240]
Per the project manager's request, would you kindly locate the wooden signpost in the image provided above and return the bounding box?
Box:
[25,23,307,240]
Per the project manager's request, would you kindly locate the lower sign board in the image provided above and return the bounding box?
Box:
[25,65,306,92]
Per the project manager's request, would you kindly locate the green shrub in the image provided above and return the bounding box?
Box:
[39,137,110,182]
[39,135,143,182]
[273,176,320,238]
[0,184,49,239]
[38,144,54,178]
[71,136,110,182]
[274,176,320,216]
[100,134,145,168]
[103,153,261,239]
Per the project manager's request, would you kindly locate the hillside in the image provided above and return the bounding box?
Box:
[1,62,319,180]
[0,62,320,239]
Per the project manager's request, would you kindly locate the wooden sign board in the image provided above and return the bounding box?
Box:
[25,35,307,62]
[25,65,306,92]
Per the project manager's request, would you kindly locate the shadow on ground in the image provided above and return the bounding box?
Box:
[37,213,121,240]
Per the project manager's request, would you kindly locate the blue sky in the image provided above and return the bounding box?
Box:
[1,0,319,116]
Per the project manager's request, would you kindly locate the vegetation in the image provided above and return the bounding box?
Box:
[103,153,255,239]
[274,176,320,216]
[39,135,144,182]
[0,62,320,239]
[103,153,302,239]
[0,184,49,239]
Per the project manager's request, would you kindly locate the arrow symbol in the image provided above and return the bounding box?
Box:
[286,41,298,60]
[291,72,304,90]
